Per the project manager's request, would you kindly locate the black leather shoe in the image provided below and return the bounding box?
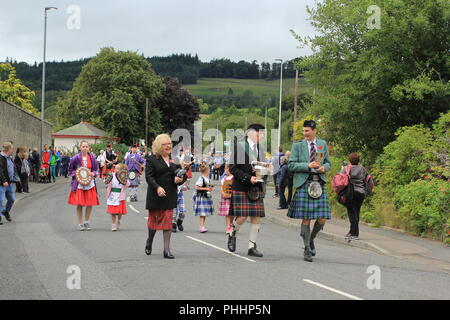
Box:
[3,212,11,222]
[145,240,152,255]
[304,248,313,262]
[248,246,263,258]
[227,232,236,252]
[163,251,175,259]
[176,219,184,231]
[172,223,177,233]
[309,240,316,256]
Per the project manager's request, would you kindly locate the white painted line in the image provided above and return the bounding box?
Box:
[128,205,140,213]
[186,236,256,263]
[303,279,364,300]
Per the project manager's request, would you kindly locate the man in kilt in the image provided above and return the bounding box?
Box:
[125,144,145,202]
[287,120,331,262]
[227,123,268,258]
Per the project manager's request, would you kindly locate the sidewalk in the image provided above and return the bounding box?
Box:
[264,187,450,272]
[8,176,67,206]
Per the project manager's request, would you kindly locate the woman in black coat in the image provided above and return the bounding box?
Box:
[145,134,186,259]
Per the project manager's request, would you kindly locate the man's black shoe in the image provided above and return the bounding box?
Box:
[227,232,236,252]
[303,248,313,262]
[248,246,263,258]
[176,219,184,231]
[309,240,316,256]
[3,212,11,222]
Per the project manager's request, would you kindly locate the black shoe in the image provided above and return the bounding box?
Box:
[303,248,313,262]
[0,217,2,225]
[309,240,316,256]
[176,219,184,231]
[248,246,263,258]
[145,240,152,255]
[227,232,236,252]
[172,223,177,233]
[163,251,175,259]
[3,212,11,222]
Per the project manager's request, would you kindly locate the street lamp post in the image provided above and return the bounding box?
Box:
[275,59,283,150]
[41,6,57,154]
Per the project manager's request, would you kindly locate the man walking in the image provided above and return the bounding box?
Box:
[287,120,331,262]
[0,142,16,224]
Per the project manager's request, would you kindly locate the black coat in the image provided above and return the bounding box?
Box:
[145,154,186,211]
[229,140,266,192]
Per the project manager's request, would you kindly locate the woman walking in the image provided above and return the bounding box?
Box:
[68,141,100,231]
[144,134,187,259]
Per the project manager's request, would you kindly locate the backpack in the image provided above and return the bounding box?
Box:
[331,165,352,194]
[363,169,375,195]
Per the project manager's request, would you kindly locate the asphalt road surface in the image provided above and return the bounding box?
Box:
[1,173,449,300]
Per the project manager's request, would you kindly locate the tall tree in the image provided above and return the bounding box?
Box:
[0,63,38,116]
[56,47,164,143]
[292,0,450,161]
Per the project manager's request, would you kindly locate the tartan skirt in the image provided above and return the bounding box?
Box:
[193,194,214,217]
[218,198,231,216]
[229,191,265,217]
[287,182,331,220]
[148,209,173,230]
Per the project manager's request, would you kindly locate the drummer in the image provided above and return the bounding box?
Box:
[125,144,145,202]
[104,144,118,176]
[68,140,100,231]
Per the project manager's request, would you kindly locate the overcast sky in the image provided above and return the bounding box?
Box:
[0,0,318,64]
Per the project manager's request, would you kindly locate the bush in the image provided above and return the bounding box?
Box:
[89,141,130,162]
[394,178,450,240]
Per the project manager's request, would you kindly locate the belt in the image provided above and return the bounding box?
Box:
[112,188,121,193]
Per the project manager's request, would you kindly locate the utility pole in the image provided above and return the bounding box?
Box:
[293,68,299,141]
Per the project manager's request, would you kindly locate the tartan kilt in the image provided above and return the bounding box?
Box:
[287,182,331,220]
[177,191,186,213]
[193,193,214,217]
[229,191,265,217]
[148,209,173,230]
[218,198,231,216]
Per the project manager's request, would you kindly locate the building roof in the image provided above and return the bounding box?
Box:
[53,122,108,137]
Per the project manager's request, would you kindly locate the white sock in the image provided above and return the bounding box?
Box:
[248,224,260,249]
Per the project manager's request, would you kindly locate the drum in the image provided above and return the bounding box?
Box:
[75,167,93,186]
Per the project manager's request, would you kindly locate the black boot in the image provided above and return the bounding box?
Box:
[227,230,236,252]
[145,238,152,255]
[177,219,184,231]
[248,243,263,257]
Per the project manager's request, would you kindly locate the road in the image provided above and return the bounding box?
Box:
[1,173,449,300]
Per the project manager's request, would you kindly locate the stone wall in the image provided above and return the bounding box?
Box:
[0,101,52,151]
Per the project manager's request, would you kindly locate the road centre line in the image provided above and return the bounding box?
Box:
[303,279,364,300]
[186,236,256,263]
[128,204,140,213]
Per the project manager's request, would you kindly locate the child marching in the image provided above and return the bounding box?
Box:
[105,163,130,231]
[219,164,234,234]
[172,181,189,232]
[193,162,214,233]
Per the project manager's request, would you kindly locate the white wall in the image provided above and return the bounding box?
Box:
[54,137,97,154]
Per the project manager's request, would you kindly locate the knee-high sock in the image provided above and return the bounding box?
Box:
[248,224,260,249]
[163,230,172,252]
[310,220,325,241]
[147,228,156,247]
[300,224,311,250]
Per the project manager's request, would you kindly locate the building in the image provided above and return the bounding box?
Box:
[52,122,118,153]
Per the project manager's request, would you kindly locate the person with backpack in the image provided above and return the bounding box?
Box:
[287,120,331,262]
[339,153,373,240]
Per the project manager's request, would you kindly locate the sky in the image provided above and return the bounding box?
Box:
[0,0,318,64]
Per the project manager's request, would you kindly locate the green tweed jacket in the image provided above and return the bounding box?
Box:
[287,138,331,189]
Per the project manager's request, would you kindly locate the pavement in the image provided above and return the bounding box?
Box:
[8,176,450,273]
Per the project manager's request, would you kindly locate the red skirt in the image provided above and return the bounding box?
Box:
[147,209,173,230]
[107,200,127,214]
[68,187,100,206]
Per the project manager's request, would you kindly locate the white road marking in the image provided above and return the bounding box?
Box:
[303,279,364,300]
[126,196,131,202]
[128,205,140,213]
[186,236,256,263]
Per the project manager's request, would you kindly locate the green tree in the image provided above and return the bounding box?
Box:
[56,48,164,143]
[292,0,450,162]
[0,63,38,116]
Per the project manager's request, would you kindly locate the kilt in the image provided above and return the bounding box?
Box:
[229,191,265,217]
[193,193,214,217]
[68,187,100,206]
[218,198,231,216]
[107,200,127,214]
[287,182,331,220]
[148,209,173,230]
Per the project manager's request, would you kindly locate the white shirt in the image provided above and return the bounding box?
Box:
[107,175,122,206]
[247,138,259,158]
[196,175,210,187]
[306,138,317,151]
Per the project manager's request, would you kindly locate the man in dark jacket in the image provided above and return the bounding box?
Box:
[0,141,16,224]
[61,153,71,178]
